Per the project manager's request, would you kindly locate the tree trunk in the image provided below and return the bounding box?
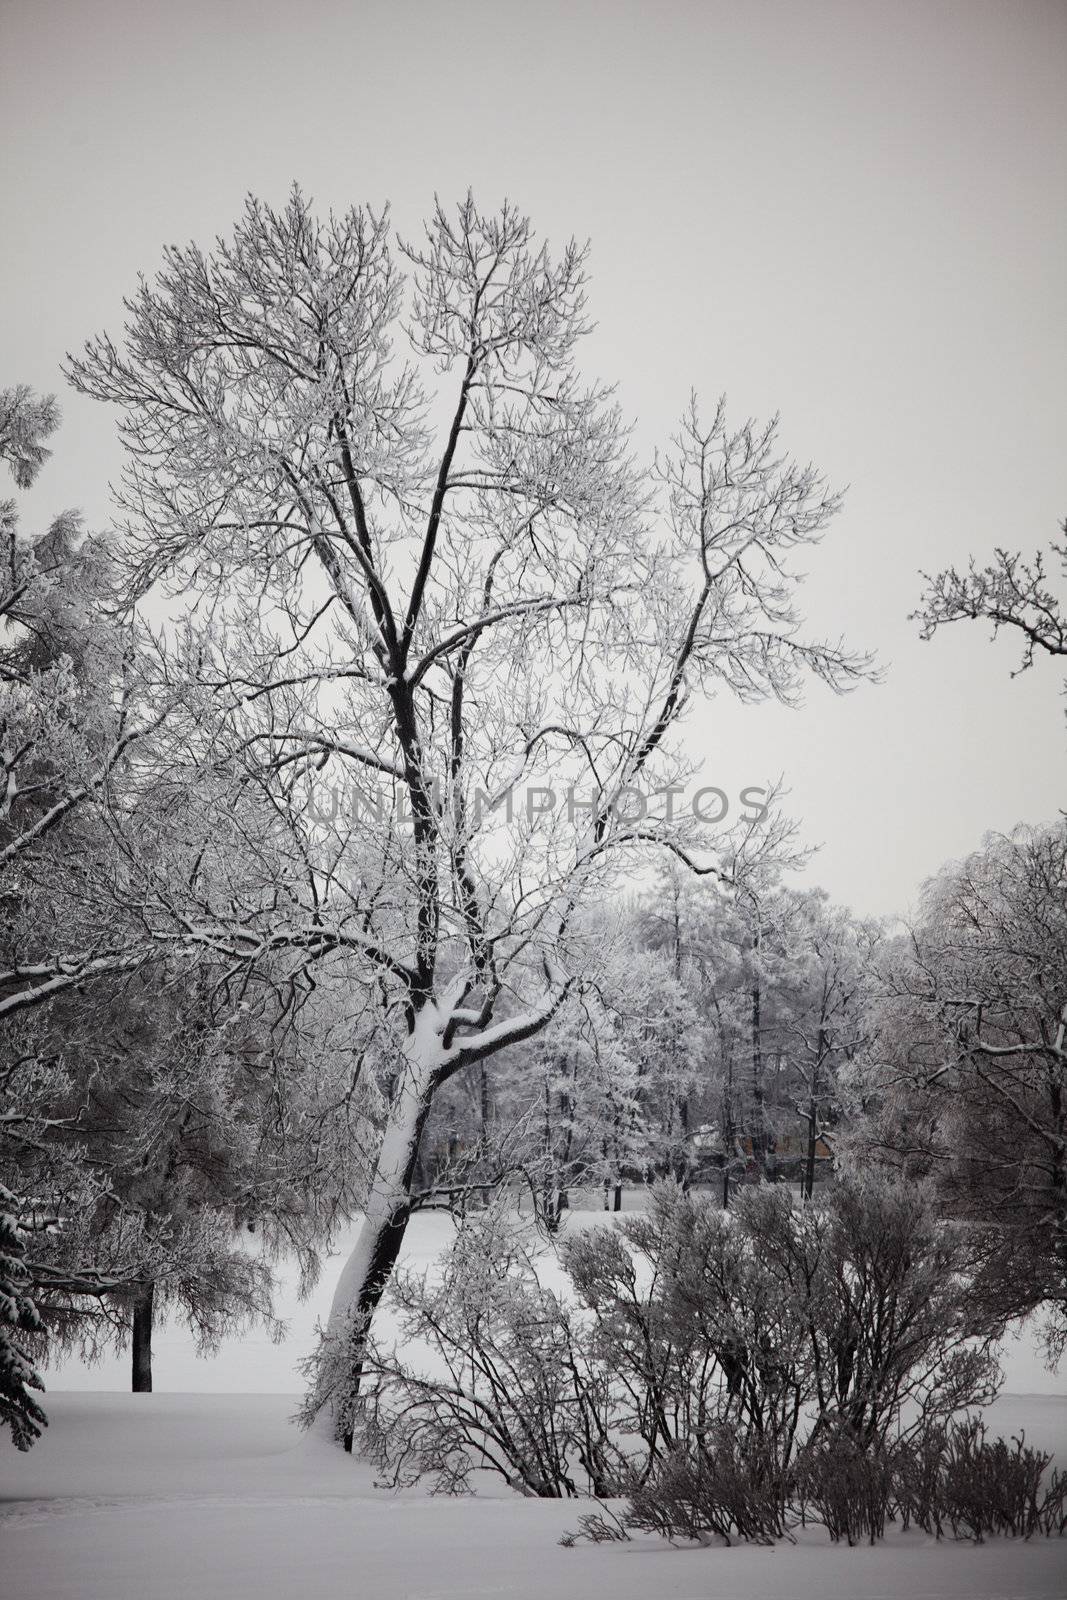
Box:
[322,1012,440,1449]
[675,1094,690,1188]
[1049,1005,1067,1298]
[541,1073,557,1229]
[670,890,691,1191]
[803,1096,818,1201]
[721,1048,736,1208]
[479,1057,491,1134]
[803,1021,829,1201]
[749,919,768,1179]
[131,1281,154,1393]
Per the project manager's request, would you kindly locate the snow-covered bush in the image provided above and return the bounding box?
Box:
[564,1184,813,1483]
[353,1178,1067,1548]
[357,1206,619,1497]
[741,1174,1001,1443]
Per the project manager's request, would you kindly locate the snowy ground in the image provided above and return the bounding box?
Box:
[3,1211,1065,1600]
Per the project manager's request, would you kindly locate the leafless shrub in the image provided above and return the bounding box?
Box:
[558,1505,631,1547]
[355,1206,623,1498]
[903,1419,1067,1541]
[889,1419,946,1536]
[355,1180,1066,1552]
[792,1421,895,1545]
[625,1428,791,1546]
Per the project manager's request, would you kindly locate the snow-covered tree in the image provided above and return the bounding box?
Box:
[0,385,59,492]
[5,931,381,1390]
[0,387,170,1418]
[632,827,879,1203]
[0,1183,46,1450]
[0,386,177,1023]
[915,520,1066,722]
[781,892,880,1198]
[848,821,1067,1352]
[68,190,872,1442]
[0,386,356,1390]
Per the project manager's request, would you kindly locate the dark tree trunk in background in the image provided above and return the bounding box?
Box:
[131,1281,154,1393]
[803,1023,827,1201]
[479,1058,491,1134]
[803,1096,818,1201]
[721,1048,736,1209]
[750,931,767,1177]
[670,889,692,1191]
[675,1095,691,1188]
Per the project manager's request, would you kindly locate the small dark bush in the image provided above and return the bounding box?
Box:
[891,1419,946,1536]
[792,1421,895,1545]
[625,1427,790,1546]
[558,1506,631,1547]
[910,1419,1067,1541]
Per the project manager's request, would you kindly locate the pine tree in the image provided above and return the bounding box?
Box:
[0,1183,47,1451]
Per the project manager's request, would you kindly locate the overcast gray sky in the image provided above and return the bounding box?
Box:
[2,0,1064,917]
